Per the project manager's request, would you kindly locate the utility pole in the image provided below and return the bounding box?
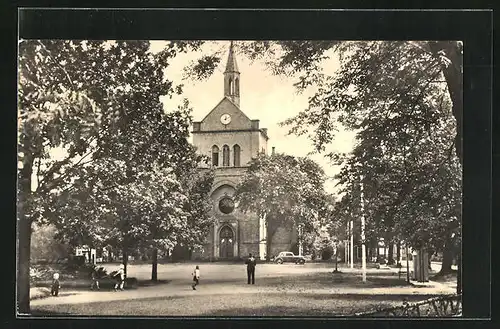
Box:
[360,175,367,282]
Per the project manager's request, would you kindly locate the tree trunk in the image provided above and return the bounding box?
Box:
[122,248,128,278]
[396,241,401,266]
[387,242,395,265]
[17,151,34,314]
[429,41,463,164]
[428,249,433,270]
[265,225,277,262]
[440,238,454,275]
[457,249,462,294]
[17,215,32,314]
[151,248,158,281]
[406,246,410,283]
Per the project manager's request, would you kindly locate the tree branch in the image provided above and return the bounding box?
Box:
[35,149,78,192]
[37,40,75,90]
[36,136,98,194]
[408,41,433,56]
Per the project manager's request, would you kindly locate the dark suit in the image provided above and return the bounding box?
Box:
[51,279,60,296]
[245,256,256,284]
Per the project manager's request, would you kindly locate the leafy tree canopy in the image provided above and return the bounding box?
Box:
[17,39,208,312]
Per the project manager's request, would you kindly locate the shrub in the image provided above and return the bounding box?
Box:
[30,224,71,263]
[29,267,45,284]
[321,246,333,260]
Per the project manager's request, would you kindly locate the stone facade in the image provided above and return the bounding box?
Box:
[191,42,296,260]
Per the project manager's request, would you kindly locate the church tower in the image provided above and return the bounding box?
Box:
[223,41,240,107]
[190,41,299,262]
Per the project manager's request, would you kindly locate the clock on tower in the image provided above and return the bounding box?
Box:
[220,113,232,125]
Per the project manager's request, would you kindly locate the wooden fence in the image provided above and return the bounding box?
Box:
[354,294,462,317]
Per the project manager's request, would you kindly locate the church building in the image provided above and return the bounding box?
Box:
[190,42,298,260]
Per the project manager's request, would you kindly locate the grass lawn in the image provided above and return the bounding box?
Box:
[32,293,438,316]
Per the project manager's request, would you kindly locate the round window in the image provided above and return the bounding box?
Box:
[218,197,235,214]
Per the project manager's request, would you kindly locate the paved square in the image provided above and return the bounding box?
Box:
[31,263,455,316]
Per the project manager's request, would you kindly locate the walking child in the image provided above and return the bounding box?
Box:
[114,264,125,291]
[51,272,60,296]
[191,265,200,290]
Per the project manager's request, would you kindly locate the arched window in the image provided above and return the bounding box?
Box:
[235,78,239,95]
[220,226,233,239]
[222,145,230,166]
[233,144,241,167]
[229,78,233,95]
[212,145,219,166]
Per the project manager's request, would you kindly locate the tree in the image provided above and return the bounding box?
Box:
[17,39,202,313]
[30,224,71,262]
[150,168,215,281]
[234,152,327,260]
[237,41,460,275]
[185,40,462,286]
[262,41,462,275]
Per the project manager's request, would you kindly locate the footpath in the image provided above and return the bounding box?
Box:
[31,276,455,307]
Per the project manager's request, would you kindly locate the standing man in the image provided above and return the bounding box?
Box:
[245,253,256,284]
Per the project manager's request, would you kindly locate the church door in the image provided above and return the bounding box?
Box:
[219,226,234,259]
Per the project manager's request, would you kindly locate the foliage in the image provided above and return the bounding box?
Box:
[17,39,206,312]
[179,169,216,251]
[321,246,334,261]
[212,41,462,255]
[30,224,71,262]
[235,152,328,259]
[186,41,462,272]
[305,41,463,253]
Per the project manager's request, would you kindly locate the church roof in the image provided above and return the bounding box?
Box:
[199,96,250,124]
[224,41,239,73]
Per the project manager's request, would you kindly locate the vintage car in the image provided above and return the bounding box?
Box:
[274,251,306,264]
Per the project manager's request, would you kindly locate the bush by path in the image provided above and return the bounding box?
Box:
[30,287,51,301]
[30,263,99,284]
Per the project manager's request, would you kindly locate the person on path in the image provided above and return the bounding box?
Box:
[114,264,125,291]
[90,266,101,290]
[51,272,60,296]
[245,253,256,284]
[191,265,200,290]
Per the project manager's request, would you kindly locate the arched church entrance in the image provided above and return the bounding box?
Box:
[219,225,234,259]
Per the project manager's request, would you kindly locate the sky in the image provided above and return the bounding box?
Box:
[152,41,356,194]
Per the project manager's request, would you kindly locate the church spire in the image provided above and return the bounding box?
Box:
[224,41,239,73]
[224,41,240,107]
